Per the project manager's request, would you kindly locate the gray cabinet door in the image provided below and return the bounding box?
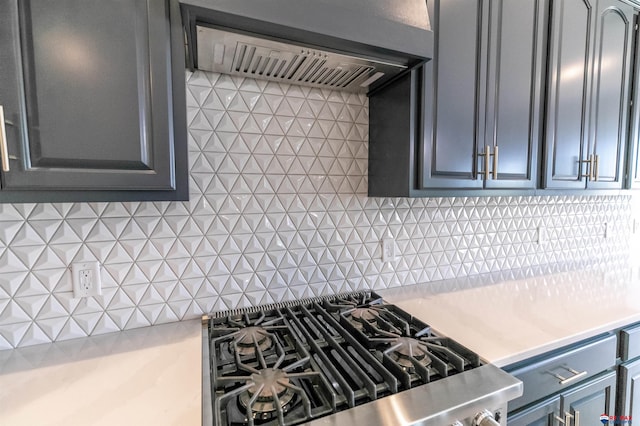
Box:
[631,96,640,187]
[617,360,640,421]
[0,0,184,194]
[420,0,544,191]
[626,15,640,190]
[484,0,545,189]
[586,0,635,190]
[420,0,486,189]
[507,397,560,426]
[543,0,595,189]
[561,371,616,425]
[543,0,635,190]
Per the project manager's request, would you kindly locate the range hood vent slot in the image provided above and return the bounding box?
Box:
[230,41,376,89]
[195,26,403,92]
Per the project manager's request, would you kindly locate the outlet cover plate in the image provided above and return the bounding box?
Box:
[381,238,396,263]
[72,261,102,298]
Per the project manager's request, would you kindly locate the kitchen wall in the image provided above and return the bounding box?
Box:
[0,70,636,350]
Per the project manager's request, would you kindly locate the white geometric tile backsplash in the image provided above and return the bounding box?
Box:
[0,70,636,350]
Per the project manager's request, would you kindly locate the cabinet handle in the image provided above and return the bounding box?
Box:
[579,155,593,179]
[478,145,498,180]
[492,145,499,180]
[477,145,491,180]
[0,106,9,172]
[593,155,599,181]
[484,145,491,180]
[552,366,587,385]
[574,410,579,426]
[554,415,566,425]
[565,412,574,426]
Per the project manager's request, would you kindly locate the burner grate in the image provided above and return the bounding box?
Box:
[207,292,482,425]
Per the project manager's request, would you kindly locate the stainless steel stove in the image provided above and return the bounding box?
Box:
[202,292,522,426]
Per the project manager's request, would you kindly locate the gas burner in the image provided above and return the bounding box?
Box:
[233,326,274,356]
[387,337,432,372]
[349,307,380,329]
[238,368,296,421]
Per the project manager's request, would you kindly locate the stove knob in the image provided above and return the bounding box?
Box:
[474,409,501,426]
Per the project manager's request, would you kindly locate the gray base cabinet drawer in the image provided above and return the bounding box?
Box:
[507,335,617,412]
[620,324,640,361]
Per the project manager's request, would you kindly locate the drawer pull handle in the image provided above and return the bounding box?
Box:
[553,367,587,385]
[574,409,580,426]
[554,415,565,425]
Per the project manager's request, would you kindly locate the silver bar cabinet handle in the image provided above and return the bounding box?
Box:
[492,145,499,180]
[578,155,592,179]
[0,105,9,172]
[552,366,587,385]
[554,415,565,425]
[565,412,574,426]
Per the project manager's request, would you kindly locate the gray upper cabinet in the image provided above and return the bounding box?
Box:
[419,0,486,190]
[628,14,640,190]
[630,97,640,188]
[421,0,545,189]
[482,0,545,190]
[368,0,544,196]
[0,0,188,202]
[543,0,635,190]
[421,0,544,190]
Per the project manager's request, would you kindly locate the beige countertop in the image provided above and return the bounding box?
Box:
[0,319,202,426]
[379,264,640,367]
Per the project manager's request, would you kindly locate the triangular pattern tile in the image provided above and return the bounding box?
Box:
[0,71,636,348]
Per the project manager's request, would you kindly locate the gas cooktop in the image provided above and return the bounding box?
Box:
[202,292,521,426]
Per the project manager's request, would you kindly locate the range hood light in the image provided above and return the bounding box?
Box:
[360,72,386,88]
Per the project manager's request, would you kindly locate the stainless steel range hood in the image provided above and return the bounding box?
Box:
[180,0,433,93]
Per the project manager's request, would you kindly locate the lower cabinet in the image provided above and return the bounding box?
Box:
[616,323,640,422]
[617,349,640,421]
[505,334,617,425]
[506,323,640,426]
[562,372,616,425]
[507,397,560,426]
[508,371,616,426]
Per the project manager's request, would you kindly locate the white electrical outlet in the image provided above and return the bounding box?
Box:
[536,226,546,244]
[72,261,102,298]
[381,238,396,263]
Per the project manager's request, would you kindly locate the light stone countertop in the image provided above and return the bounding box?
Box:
[0,319,201,426]
[379,264,640,367]
[1,263,639,426]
